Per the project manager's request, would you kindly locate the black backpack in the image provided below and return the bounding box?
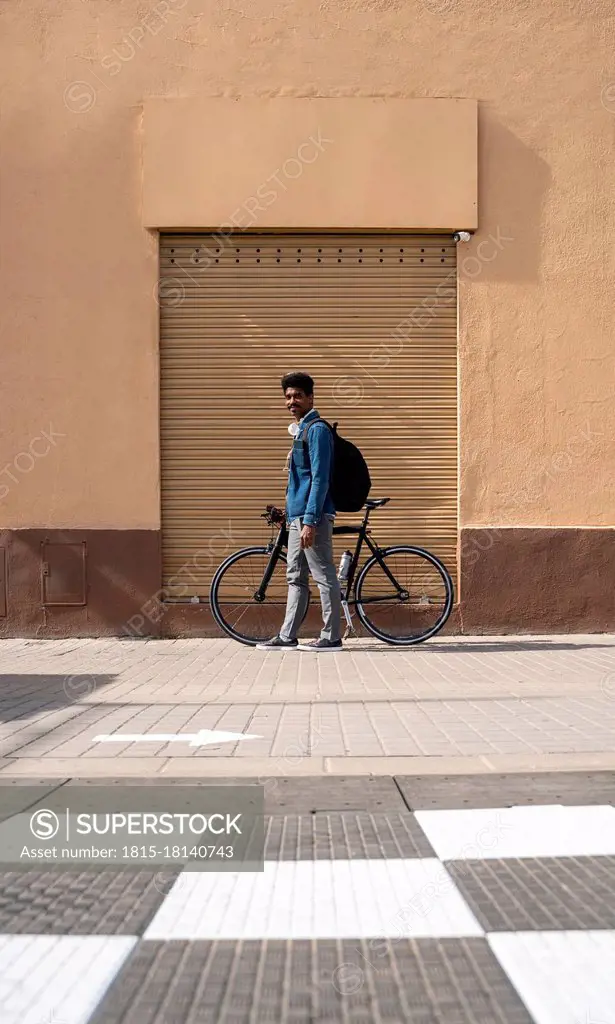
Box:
[303,418,371,513]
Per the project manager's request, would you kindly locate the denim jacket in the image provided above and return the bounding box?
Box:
[286,409,335,525]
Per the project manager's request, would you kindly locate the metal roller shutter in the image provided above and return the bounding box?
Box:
[159,234,457,601]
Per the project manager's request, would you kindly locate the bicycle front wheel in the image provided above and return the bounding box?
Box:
[210,547,309,646]
[355,545,454,645]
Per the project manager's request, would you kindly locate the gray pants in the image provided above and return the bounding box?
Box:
[280,517,342,642]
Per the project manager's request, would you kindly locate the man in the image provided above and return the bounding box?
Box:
[257,371,343,652]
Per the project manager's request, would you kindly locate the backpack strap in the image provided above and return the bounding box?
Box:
[301,419,337,481]
[301,418,336,447]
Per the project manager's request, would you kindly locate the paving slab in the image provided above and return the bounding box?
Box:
[86,937,534,1024]
[0,780,68,822]
[144,859,483,940]
[255,775,405,811]
[396,771,615,809]
[0,869,176,935]
[325,754,615,776]
[0,934,137,1024]
[482,751,615,772]
[262,812,434,860]
[159,756,329,776]
[487,931,615,1024]
[325,755,493,775]
[447,856,615,932]
[414,804,615,860]
[0,758,170,777]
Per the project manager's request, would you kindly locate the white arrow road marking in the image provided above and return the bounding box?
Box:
[92,730,263,748]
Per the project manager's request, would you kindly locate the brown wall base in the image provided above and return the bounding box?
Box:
[0,527,612,637]
[460,527,615,633]
[0,529,162,638]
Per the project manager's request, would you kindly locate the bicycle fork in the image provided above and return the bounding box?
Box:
[339,581,357,638]
[255,533,286,601]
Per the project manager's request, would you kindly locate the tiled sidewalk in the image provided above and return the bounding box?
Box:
[3,635,615,701]
[1,636,615,776]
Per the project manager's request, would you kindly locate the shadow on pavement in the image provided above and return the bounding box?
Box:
[0,674,117,722]
[342,640,615,653]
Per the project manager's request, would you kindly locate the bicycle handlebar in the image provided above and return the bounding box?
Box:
[261,504,286,526]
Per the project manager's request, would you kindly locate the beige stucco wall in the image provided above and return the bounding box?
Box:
[143,97,477,229]
[1,0,613,530]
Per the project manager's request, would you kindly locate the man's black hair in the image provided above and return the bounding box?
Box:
[281,371,314,395]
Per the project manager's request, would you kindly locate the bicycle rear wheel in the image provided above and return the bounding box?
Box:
[355,545,454,645]
[210,547,309,646]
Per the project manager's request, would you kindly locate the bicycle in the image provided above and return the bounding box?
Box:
[210,497,454,647]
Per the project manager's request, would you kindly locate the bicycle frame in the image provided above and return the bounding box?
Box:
[211,501,454,647]
[255,506,406,619]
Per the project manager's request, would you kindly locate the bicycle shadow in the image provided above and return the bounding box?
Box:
[336,638,615,654]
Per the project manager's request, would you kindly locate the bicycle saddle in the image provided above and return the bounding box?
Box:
[365,497,390,508]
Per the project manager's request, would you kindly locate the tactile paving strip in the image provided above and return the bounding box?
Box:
[446,856,615,931]
[263,812,435,860]
[396,772,615,809]
[89,938,534,1024]
[0,869,178,934]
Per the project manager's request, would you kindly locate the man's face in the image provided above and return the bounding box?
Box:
[285,387,313,421]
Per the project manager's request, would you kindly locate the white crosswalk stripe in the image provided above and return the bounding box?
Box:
[144,858,483,940]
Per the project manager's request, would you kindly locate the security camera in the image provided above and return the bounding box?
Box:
[453,231,472,243]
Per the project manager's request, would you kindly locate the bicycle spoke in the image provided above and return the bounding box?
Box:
[356,546,453,645]
[211,548,309,645]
